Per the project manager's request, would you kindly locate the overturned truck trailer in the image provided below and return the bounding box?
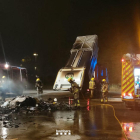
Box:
[53,35,99,93]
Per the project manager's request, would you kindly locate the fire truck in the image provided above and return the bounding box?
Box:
[0,63,27,95]
[122,53,140,108]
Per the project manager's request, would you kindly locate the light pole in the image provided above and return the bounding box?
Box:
[33,53,38,73]
[33,53,38,62]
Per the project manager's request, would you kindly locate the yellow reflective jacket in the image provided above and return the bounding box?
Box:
[89,80,95,89]
[101,83,108,92]
[71,82,79,94]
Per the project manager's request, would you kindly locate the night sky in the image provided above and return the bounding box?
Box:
[1,0,140,84]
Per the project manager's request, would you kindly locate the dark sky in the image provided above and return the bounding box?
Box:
[1,0,140,83]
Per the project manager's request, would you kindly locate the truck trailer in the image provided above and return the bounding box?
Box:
[53,35,108,96]
[121,53,140,108]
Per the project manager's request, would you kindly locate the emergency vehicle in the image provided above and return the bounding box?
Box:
[122,53,140,108]
[0,63,27,94]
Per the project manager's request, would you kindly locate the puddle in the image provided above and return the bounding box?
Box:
[122,122,140,140]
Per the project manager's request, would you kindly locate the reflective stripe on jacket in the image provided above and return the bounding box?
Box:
[101,83,108,92]
[71,82,79,94]
[89,80,95,89]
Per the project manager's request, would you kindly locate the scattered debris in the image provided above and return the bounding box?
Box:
[1,100,10,108]
[15,125,19,128]
[0,96,72,128]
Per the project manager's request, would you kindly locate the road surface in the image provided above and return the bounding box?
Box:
[0,90,139,140]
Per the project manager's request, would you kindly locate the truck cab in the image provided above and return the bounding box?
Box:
[0,63,28,95]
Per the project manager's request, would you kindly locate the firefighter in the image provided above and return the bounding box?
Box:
[2,76,6,83]
[101,79,108,103]
[35,76,42,86]
[89,77,95,98]
[68,77,80,109]
[35,76,43,94]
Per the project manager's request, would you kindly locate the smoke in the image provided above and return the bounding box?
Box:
[0,77,32,97]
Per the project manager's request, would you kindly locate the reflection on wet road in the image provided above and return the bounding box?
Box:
[0,90,140,140]
[122,122,140,140]
[0,101,123,140]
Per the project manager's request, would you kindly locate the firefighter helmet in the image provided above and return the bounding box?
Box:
[36,78,40,82]
[91,77,94,81]
[68,77,73,82]
[102,79,106,82]
[2,76,6,79]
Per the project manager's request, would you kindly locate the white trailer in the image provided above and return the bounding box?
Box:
[53,35,99,92]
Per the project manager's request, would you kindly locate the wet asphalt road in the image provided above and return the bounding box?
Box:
[0,90,140,140]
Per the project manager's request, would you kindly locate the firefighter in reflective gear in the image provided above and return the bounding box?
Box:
[35,76,42,87]
[89,77,95,98]
[101,79,108,103]
[2,76,6,83]
[35,76,43,94]
[68,77,80,108]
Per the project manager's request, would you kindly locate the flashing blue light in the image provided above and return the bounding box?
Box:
[90,57,97,73]
[101,70,103,76]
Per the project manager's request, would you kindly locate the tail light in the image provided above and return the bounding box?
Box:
[129,126,133,132]
[123,93,126,96]
[129,93,132,97]
[87,89,89,91]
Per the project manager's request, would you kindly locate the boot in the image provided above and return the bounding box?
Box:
[101,99,104,103]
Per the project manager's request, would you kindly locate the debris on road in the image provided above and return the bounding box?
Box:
[0,96,72,128]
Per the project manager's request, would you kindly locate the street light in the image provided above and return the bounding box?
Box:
[33,53,38,74]
[33,53,38,62]
[5,63,9,69]
[33,53,38,56]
